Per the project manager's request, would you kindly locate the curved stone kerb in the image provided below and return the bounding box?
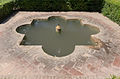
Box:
[16,16,100,57]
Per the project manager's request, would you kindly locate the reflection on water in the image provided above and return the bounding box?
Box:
[16,16,99,57]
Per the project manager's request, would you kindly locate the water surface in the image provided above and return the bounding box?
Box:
[16,16,99,57]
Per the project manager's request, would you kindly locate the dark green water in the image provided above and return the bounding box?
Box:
[16,16,99,57]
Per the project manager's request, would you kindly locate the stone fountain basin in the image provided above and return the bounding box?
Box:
[0,12,120,78]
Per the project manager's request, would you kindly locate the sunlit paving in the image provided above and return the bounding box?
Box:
[0,0,120,79]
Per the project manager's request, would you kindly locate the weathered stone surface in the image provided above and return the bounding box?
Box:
[113,56,120,67]
[69,68,83,76]
[0,12,120,79]
[63,61,75,71]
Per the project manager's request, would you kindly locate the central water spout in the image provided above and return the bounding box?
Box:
[56,24,61,33]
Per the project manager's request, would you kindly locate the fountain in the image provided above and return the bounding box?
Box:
[16,16,99,57]
[56,24,61,33]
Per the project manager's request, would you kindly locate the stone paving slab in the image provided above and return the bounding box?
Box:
[0,11,120,79]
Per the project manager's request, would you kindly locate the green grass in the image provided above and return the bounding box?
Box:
[105,0,120,6]
[102,0,120,25]
[106,75,120,79]
[0,0,13,6]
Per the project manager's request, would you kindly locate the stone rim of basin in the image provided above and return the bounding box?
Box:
[16,16,101,57]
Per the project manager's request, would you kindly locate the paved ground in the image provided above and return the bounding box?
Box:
[0,12,120,79]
